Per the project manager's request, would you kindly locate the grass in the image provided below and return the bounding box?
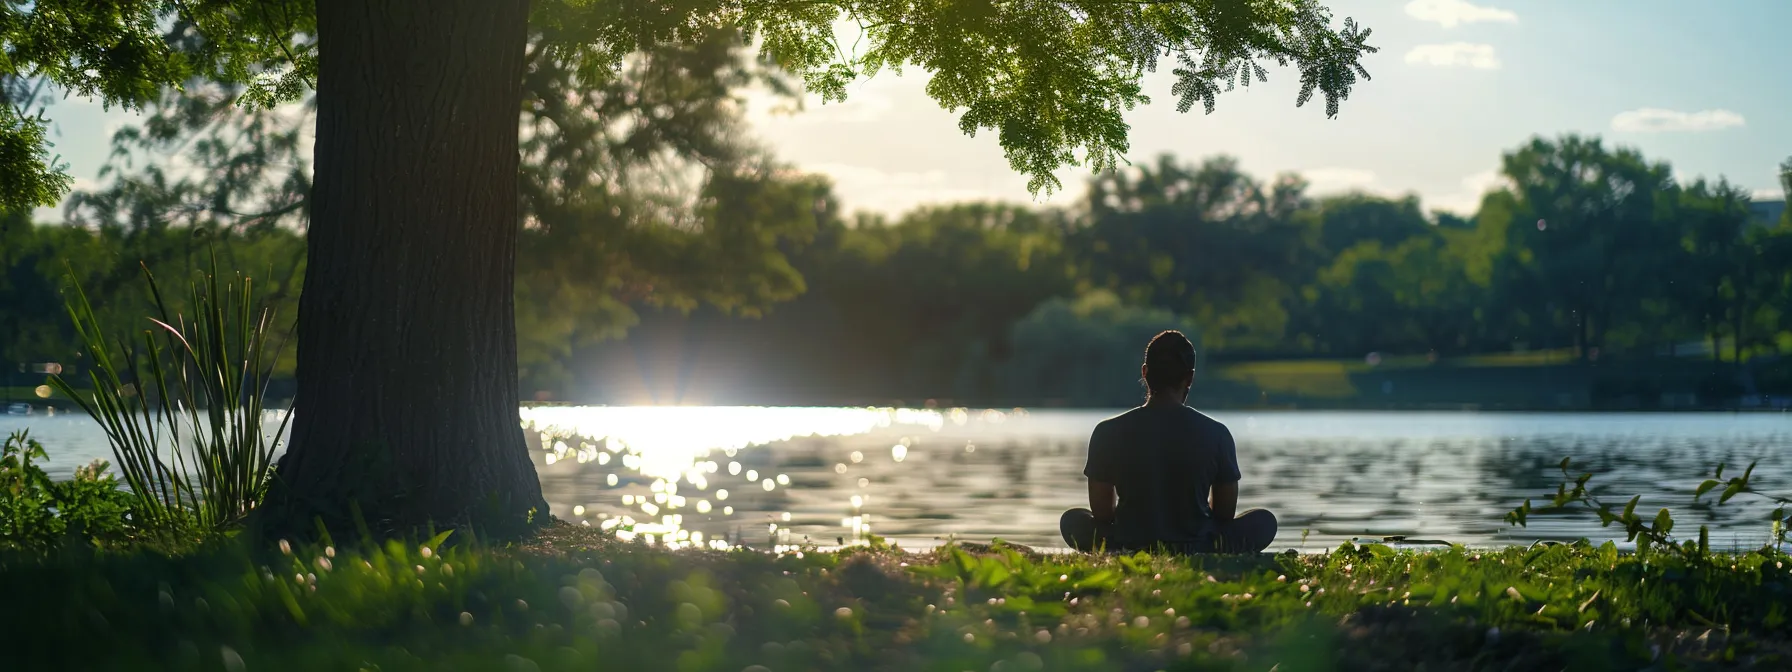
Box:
[1212,360,1361,399]
[1205,348,1706,406]
[1455,349,1583,368]
[3,522,1790,670]
[1211,349,1586,396]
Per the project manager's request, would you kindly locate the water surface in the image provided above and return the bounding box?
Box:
[6,408,1790,552]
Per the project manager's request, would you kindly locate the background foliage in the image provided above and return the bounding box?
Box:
[2,8,1789,409]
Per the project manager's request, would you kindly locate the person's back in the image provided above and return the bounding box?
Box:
[1059,330,1277,554]
[1086,405,1236,550]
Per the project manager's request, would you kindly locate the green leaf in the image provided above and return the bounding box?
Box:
[1577,589,1601,614]
[424,529,454,551]
[972,561,1012,590]
[1695,479,1721,499]
[1000,595,1037,612]
[1623,496,1639,520]
[1653,508,1673,536]
[1522,545,1552,567]
[1721,483,1745,504]
[1119,554,1149,574]
[1013,596,1066,618]
[1075,569,1120,592]
[1508,499,1532,527]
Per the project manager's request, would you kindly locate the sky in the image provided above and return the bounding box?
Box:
[32,0,1792,222]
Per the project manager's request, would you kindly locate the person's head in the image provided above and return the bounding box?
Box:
[1141,330,1196,403]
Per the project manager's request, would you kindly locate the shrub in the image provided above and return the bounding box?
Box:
[0,430,133,552]
[997,291,1202,406]
[1509,457,1792,559]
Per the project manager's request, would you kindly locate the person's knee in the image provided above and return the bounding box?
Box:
[1238,509,1278,551]
[1060,508,1097,551]
[1245,509,1278,534]
[1061,508,1095,532]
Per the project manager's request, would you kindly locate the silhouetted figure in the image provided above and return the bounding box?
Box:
[1060,330,1278,554]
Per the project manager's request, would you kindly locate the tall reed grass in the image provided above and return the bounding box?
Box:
[48,256,289,538]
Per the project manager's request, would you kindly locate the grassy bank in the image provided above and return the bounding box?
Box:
[4,522,1790,670]
[1191,352,1787,412]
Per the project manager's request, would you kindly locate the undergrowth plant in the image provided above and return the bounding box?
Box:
[47,256,290,541]
[1508,457,1792,559]
[0,430,133,552]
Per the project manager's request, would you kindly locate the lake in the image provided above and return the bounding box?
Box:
[5,408,1791,552]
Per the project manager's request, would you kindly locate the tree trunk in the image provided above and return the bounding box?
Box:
[260,0,547,539]
[1574,307,1588,362]
[1590,310,1608,360]
[1707,313,1721,365]
[1733,281,1746,366]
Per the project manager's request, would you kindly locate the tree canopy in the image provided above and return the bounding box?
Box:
[4,0,1377,210]
[15,137,1792,409]
[54,27,837,393]
[5,0,1385,536]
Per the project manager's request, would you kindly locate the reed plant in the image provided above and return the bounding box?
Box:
[47,255,289,539]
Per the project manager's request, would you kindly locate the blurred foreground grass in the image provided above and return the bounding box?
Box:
[4,522,1791,671]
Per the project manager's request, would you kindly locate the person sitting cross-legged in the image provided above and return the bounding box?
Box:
[1059,330,1277,555]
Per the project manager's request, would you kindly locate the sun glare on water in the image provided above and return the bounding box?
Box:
[519,406,958,551]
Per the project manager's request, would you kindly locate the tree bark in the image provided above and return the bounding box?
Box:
[260,0,547,539]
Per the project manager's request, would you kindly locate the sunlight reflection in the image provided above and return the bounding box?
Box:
[523,406,941,479]
[507,408,1792,553]
[521,406,949,550]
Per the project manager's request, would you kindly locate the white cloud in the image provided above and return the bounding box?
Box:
[1431,168,1508,215]
[805,162,1048,216]
[1300,167,1379,194]
[1609,108,1746,133]
[1404,0,1518,28]
[1754,188,1784,201]
[47,88,102,109]
[742,82,897,126]
[790,92,895,124]
[1404,43,1501,70]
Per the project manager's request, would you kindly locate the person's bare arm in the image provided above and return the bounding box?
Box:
[1209,480,1238,521]
[1089,480,1118,524]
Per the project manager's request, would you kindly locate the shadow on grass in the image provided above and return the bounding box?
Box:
[0,523,1785,670]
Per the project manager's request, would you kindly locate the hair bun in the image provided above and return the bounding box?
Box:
[1144,330,1195,391]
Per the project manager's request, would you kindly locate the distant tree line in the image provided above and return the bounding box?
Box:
[5,32,1791,407]
[563,143,1792,407]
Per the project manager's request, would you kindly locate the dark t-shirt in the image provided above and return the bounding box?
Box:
[1082,404,1241,550]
